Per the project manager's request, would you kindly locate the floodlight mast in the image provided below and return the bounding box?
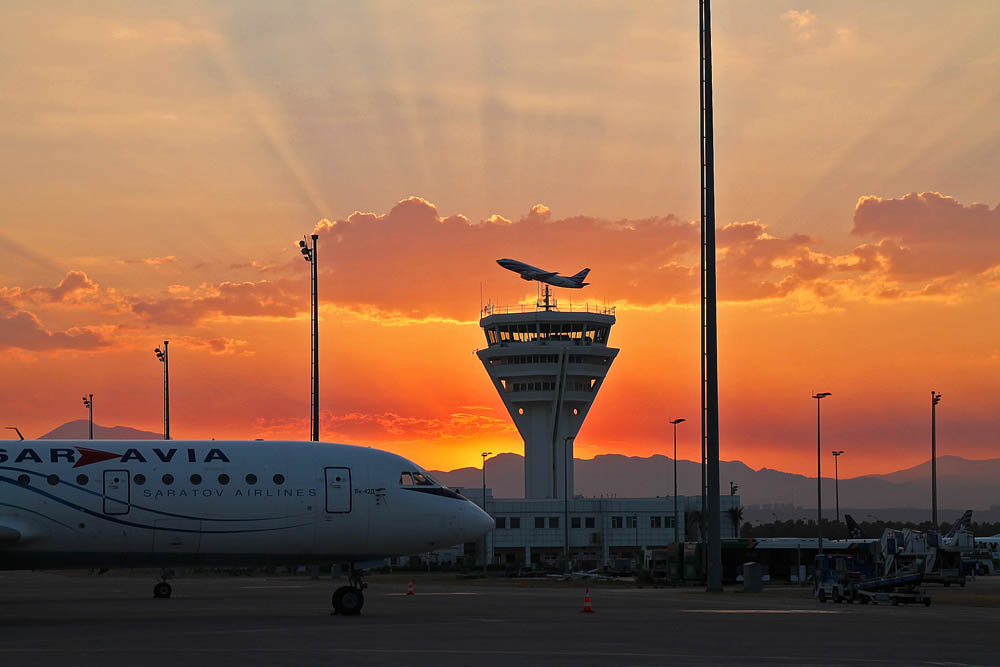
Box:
[82,394,93,440]
[154,341,170,440]
[700,0,722,592]
[299,234,319,442]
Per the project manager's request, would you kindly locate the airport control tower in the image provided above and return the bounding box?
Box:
[478,271,618,499]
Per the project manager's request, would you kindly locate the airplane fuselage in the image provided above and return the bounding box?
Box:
[0,440,492,570]
[496,258,589,289]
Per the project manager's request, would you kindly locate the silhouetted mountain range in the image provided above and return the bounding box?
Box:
[15,421,999,510]
[431,453,1000,511]
[37,420,162,441]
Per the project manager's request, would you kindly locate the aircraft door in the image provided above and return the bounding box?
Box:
[103,469,130,515]
[324,467,352,513]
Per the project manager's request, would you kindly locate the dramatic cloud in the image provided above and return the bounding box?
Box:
[0,310,110,351]
[313,196,699,320]
[131,280,304,325]
[0,270,101,306]
[303,193,1000,317]
[254,408,514,442]
[851,191,1000,281]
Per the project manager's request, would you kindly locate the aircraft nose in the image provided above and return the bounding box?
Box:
[461,501,495,542]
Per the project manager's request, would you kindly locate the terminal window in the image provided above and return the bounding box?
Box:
[585,517,595,528]
[535,517,545,529]
[665,517,675,528]
[549,517,560,529]
[650,516,662,528]
[625,516,637,528]
[495,517,506,529]
[571,517,581,529]
[510,517,520,529]
[612,516,624,529]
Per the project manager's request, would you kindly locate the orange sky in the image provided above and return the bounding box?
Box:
[1,2,998,478]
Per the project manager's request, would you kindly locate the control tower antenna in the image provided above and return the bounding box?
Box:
[537,283,555,311]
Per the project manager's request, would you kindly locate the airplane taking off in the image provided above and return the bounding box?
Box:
[0,440,493,615]
[497,258,590,289]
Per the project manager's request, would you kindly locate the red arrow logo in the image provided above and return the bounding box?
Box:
[73,446,122,468]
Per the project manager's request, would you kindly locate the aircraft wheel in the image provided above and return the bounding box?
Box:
[923,597,931,607]
[332,586,365,616]
[153,582,172,599]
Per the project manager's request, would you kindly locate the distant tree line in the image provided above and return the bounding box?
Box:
[740,519,1000,540]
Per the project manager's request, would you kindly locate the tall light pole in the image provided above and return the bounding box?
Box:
[155,341,170,440]
[700,0,723,592]
[481,451,492,574]
[931,391,942,529]
[82,394,93,440]
[670,418,686,571]
[812,392,831,553]
[299,234,319,442]
[832,450,844,524]
[5,427,24,440]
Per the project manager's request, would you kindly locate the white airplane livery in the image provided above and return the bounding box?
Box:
[0,440,493,615]
[497,258,590,289]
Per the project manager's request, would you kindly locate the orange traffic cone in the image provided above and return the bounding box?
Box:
[407,579,415,596]
[581,587,595,613]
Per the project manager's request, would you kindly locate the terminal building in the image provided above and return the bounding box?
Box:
[448,289,739,570]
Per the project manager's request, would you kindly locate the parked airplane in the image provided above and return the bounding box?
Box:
[846,510,974,544]
[0,440,493,615]
[497,258,590,288]
[944,510,974,539]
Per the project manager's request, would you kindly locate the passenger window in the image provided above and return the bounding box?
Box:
[400,472,414,486]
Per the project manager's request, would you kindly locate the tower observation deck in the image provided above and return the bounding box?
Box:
[478,293,618,499]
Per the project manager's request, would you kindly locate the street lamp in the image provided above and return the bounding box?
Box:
[931,391,942,529]
[299,234,319,442]
[154,341,170,440]
[812,392,831,554]
[82,394,93,440]
[481,451,492,575]
[832,450,844,524]
[5,427,24,440]
[670,418,686,569]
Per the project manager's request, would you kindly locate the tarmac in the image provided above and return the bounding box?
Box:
[2,570,1000,666]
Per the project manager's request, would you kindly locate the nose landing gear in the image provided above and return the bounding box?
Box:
[153,569,174,599]
[331,569,367,615]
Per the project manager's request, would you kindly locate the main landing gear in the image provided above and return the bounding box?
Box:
[331,568,367,616]
[153,569,174,599]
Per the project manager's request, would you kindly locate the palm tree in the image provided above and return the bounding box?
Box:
[685,510,702,542]
[727,506,745,538]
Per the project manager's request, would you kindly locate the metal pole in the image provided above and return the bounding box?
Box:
[564,436,572,568]
[88,394,93,440]
[816,397,821,553]
[931,393,936,528]
[674,423,679,556]
[163,340,170,441]
[812,393,830,553]
[834,453,840,524]
[700,0,722,592]
[311,233,319,442]
[481,451,491,574]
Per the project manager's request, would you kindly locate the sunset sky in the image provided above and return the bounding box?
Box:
[1,1,998,479]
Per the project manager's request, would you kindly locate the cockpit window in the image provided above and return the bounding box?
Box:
[412,472,434,486]
[400,472,414,486]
